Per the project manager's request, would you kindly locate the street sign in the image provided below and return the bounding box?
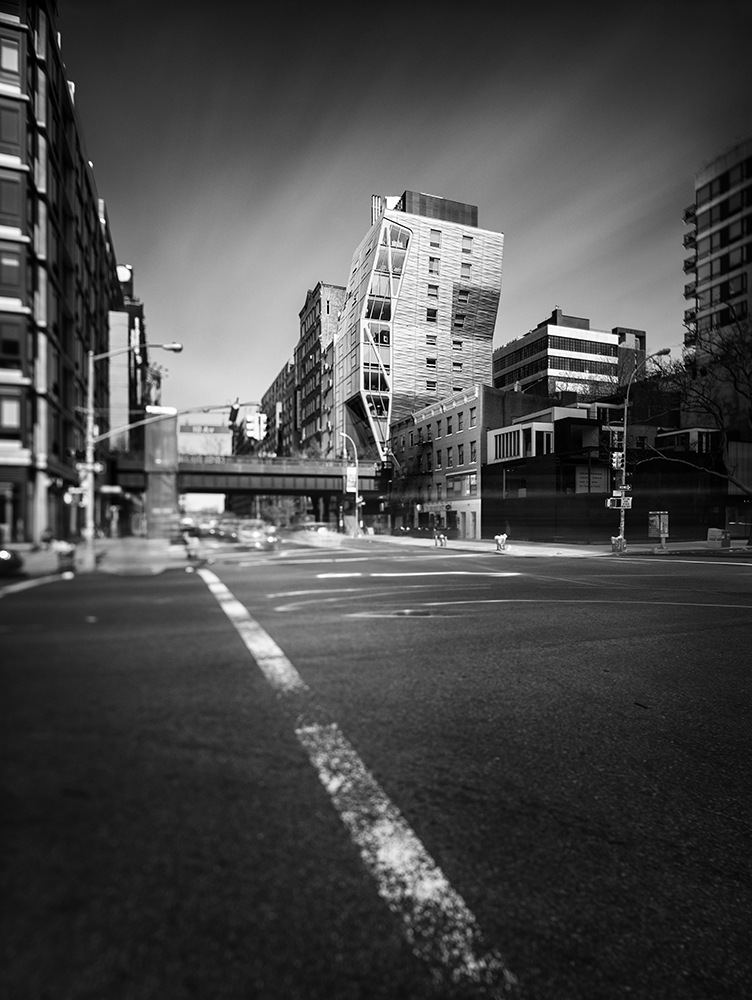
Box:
[76,461,104,474]
[345,466,357,493]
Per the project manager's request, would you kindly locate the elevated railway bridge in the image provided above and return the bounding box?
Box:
[110,452,387,533]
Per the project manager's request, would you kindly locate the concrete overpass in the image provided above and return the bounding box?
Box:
[114,453,383,496]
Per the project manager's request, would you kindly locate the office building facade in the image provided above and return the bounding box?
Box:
[0,1,124,543]
[683,136,752,342]
[333,191,503,463]
[492,308,646,398]
[295,281,345,455]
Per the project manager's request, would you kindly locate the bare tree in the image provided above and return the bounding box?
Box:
[648,313,752,515]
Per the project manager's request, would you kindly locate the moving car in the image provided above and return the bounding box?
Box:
[236,519,279,550]
[0,547,24,576]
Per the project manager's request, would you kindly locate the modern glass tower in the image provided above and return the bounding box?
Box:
[683,136,752,343]
[333,191,504,462]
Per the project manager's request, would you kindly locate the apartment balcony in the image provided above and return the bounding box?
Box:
[684,280,697,298]
[683,204,697,224]
[682,231,697,250]
[684,307,698,324]
[683,255,698,274]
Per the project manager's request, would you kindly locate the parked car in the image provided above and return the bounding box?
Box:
[0,547,24,576]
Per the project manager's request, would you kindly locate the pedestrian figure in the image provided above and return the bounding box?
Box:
[439,531,447,547]
[41,527,54,549]
[494,532,506,552]
[52,537,75,572]
[433,527,441,547]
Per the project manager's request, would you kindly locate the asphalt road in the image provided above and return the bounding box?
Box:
[2,541,750,1000]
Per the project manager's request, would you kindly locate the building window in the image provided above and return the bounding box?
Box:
[0,104,21,157]
[454,314,466,329]
[458,444,464,465]
[0,318,21,369]
[426,333,437,347]
[0,244,21,295]
[0,393,20,436]
[462,235,473,254]
[426,424,432,440]
[430,229,441,248]
[461,262,472,281]
[436,418,442,437]
[426,308,438,323]
[435,449,442,469]
[0,38,20,83]
[427,284,439,299]
[428,257,440,275]
[446,416,452,435]
[453,360,463,372]
[458,289,469,305]
[470,440,477,463]
[426,356,437,369]
[457,411,464,431]
[494,429,521,460]
[436,483,442,501]
[469,406,477,427]
[446,447,453,468]
[426,379,436,390]
[452,338,463,351]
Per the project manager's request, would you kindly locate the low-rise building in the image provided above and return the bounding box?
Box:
[492,308,646,397]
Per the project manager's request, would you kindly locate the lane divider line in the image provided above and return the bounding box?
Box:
[196,568,518,995]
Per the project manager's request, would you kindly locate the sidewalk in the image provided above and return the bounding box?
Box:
[354,533,752,559]
[5,532,752,584]
[6,537,189,580]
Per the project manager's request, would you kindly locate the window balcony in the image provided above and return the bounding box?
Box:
[684,308,697,324]
[684,280,697,298]
[683,255,698,274]
[683,204,697,224]
[682,231,697,250]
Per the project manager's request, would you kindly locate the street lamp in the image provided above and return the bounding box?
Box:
[340,431,359,534]
[82,341,183,571]
[616,347,670,548]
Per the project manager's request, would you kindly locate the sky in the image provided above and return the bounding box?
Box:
[58,0,752,415]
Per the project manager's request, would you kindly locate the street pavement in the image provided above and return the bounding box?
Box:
[2,543,750,999]
[5,530,752,587]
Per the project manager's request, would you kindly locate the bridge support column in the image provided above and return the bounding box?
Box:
[145,415,180,540]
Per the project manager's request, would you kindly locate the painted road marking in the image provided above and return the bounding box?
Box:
[0,574,68,597]
[370,571,520,578]
[197,568,518,995]
[315,571,521,580]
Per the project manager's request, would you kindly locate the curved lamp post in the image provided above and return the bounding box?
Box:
[82,341,183,571]
[617,348,670,547]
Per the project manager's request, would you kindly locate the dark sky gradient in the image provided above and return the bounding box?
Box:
[58,0,752,411]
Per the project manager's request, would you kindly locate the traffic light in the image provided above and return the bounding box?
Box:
[611,451,625,469]
[228,400,240,425]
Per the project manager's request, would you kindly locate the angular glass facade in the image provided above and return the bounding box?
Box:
[334,193,503,462]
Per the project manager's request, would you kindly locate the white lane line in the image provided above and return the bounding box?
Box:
[200,571,308,694]
[416,597,752,611]
[297,721,517,994]
[0,574,68,597]
[196,568,517,994]
[317,572,364,578]
[371,571,521,578]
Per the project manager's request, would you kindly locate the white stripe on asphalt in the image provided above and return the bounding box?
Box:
[196,568,518,995]
[0,574,68,597]
[371,571,521,578]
